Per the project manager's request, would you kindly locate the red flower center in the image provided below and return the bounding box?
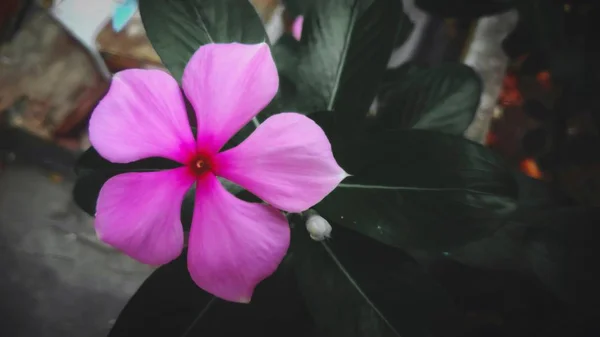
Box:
[188,154,213,177]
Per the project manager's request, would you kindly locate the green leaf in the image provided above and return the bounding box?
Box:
[73,171,113,217]
[139,0,284,149]
[108,253,316,337]
[509,207,600,307]
[374,62,482,135]
[415,0,515,19]
[515,0,566,54]
[271,35,302,111]
[314,129,518,252]
[76,1,278,227]
[73,147,180,219]
[72,147,243,230]
[442,206,600,309]
[281,0,318,17]
[421,256,581,336]
[421,172,569,272]
[73,147,178,218]
[74,147,178,176]
[295,0,403,127]
[283,0,413,48]
[291,221,465,337]
[502,0,565,58]
[392,11,414,49]
[139,0,268,81]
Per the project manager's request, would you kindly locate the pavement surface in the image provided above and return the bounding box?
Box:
[0,128,153,337]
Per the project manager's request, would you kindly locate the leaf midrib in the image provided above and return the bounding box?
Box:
[192,6,215,43]
[179,296,217,337]
[322,242,402,337]
[338,183,504,196]
[327,0,361,111]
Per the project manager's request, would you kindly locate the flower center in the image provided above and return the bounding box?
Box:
[188,154,212,177]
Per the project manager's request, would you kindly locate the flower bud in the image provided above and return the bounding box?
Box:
[305,213,332,241]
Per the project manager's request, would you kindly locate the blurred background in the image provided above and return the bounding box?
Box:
[0,0,598,336]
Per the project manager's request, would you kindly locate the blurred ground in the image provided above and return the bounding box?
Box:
[0,128,152,337]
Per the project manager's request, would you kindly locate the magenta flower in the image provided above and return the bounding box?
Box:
[89,43,346,303]
[292,16,304,41]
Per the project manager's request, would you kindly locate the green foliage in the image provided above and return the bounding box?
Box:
[292,221,464,337]
[415,0,516,19]
[107,253,315,337]
[374,62,482,135]
[293,0,401,125]
[314,127,518,252]
[73,147,178,217]
[70,0,597,336]
[139,0,267,82]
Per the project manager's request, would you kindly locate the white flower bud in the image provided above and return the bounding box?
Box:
[305,214,332,241]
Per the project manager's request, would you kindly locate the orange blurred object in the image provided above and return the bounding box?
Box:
[485,131,498,146]
[520,158,543,179]
[499,90,523,106]
[498,73,523,107]
[536,71,552,90]
[503,74,519,89]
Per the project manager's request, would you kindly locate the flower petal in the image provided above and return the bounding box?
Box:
[95,168,194,265]
[187,173,290,303]
[89,69,196,164]
[182,43,279,153]
[215,113,347,213]
[292,16,304,41]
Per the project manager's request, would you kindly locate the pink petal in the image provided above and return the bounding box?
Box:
[89,69,196,164]
[182,43,279,153]
[187,173,290,303]
[95,168,194,265]
[214,113,348,213]
[292,16,304,41]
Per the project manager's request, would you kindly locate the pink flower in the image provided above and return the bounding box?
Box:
[292,16,304,41]
[89,43,347,303]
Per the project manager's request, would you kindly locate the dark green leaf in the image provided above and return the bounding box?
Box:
[73,172,242,232]
[421,257,584,337]
[521,128,548,156]
[74,147,179,176]
[73,147,184,221]
[515,0,566,54]
[77,1,277,226]
[291,222,465,337]
[139,0,268,81]
[271,35,301,111]
[427,172,569,272]
[295,0,403,126]
[393,11,414,49]
[375,62,481,135]
[73,170,197,228]
[523,99,553,121]
[108,253,315,337]
[180,180,246,231]
[415,0,515,19]
[180,187,195,231]
[281,0,318,17]
[502,0,565,58]
[443,206,600,310]
[73,171,114,217]
[314,129,518,252]
[517,207,600,308]
[73,147,243,229]
[139,0,280,141]
[513,170,571,209]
